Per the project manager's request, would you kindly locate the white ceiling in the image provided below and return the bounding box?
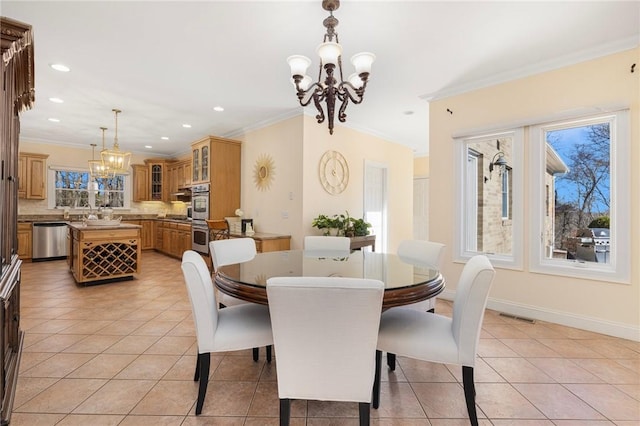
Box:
[3,1,639,158]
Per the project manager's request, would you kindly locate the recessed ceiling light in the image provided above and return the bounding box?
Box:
[49,97,64,103]
[403,110,414,115]
[213,106,224,112]
[48,118,60,122]
[145,145,153,149]
[161,136,169,140]
[182,124,192,128]
[50,63,70,72]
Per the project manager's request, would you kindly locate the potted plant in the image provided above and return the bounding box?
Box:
[311,214,334,236]
[312,211,372,237]
[349,217,372,236]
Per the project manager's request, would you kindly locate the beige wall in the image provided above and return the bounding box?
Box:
[429,48,640,339]
[414,156,429,177]
[237,114,415,251]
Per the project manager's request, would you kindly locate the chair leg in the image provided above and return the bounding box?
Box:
[387,352,396,370]
[253,347,259,361]
[195,353,210,415]
[266,345,272,362]
[427,307,435,313]
[279,398,291,426]
[193,355,200,381]
[359,402,370,426]
[373,350,382,409]
[462,365,479,426]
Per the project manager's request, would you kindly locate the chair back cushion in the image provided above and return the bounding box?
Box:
[397,239,445,268]
[451,255,495,365]
[181,250,219,353]
[210,238,257,272]
[304,236,351,251]
[267,276,384,403]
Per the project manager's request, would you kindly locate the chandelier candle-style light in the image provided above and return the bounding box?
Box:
[88,127,110,179]
[101,108,131,176]
[287,0,375,134]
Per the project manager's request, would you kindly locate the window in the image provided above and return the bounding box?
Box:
[454,130,523,269]
[530,110,630,282]
[48,167,131,210]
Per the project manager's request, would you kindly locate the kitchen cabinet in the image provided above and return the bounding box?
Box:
[17,223,32,260]
[167,159,191,198]
[190,136,241,218]
[18,152,48,200]
[155,220,191,259]
[132,164,150,202]
[132,159,171,202]
[123,220,155,250]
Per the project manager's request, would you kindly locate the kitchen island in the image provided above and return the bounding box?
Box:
[67,222,142,285]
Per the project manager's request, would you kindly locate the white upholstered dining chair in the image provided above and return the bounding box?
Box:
[209,238,270,362]
[374,254,495,426]
[267,276,384,426]
[397,239,446,312]
[181,250,274,415]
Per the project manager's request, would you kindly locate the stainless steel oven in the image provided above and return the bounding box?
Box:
[191,220,209,254]
[191,183,209,221]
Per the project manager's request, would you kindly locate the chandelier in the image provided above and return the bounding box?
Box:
[88,127,110,179]
[287,0,375,135]
[100,108,131,175]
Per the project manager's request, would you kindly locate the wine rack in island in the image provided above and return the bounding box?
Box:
[68,223,142,285]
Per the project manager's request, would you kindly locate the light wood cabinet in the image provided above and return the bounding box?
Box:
[17,223,32,260]
[123,220,155,250]
[230,232,291,253]
[167,159,191,198]
[132,159,171,202]
[18,153,48,200]
[155,220,191,259]
[190,136,241,219]
[132,165,150,202]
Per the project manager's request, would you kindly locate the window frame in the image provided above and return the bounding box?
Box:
[454,129,524,270]
[528,110,630,283]
[47,166,132,210]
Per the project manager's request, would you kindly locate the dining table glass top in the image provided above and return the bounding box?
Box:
[217,249,440,290]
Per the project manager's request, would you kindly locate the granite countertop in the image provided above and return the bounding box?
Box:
[67,222,142,230]
[229,231,291,240]
[18,214,190,223]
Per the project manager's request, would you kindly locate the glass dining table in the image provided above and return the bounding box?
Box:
[215,249,445,310]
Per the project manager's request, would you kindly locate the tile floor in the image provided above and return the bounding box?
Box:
[12,251,640,425]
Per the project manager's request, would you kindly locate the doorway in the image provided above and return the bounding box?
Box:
[364,161,388,252]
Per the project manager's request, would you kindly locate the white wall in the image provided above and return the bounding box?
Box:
[429,48,640,340]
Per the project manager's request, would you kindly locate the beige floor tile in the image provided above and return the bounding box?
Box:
[94,320,147,335]
[103,334,160,354]
[13,377,59,408]
[477,339,519,358]
[397,358,457,383]
[444,358,505,383]
[537,338,605,358]
[114,354,180,379]
[131,380,198,415]
[25,319,80,334]
[189,381,257,416]
[428,421,493,426]
[412,382,481,419]
[500,339,562,358]
[474,383,545,419]
[551,421,616,425]
[371,382,425,418]
[119,415,187,425]
[484,358,554,383]
[490,421,555,425]
[143,335,196,355]
[20,353,95,378]
[66,353,137,379]
[482,324,530,339]
[573,358,640,384]
[9,412,66,425]
[579,339,640,359]
[56,320,113,334]
[56,414,124,425]
[372,420,431,425]
[615,383,640,400]
[565,384,640,421]
[18,352,55,372]
[306,417,360,425]
[211,355,267,381]
[527,358,604,383]
[247,381,307,418]
[131,319,181,336]
[16,378,106,413]
[62,334,122,353]
[73,379,156,414]
[23,333,88,353]
[513,383,605,420]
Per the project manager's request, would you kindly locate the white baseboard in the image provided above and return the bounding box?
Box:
[438,290,640,342]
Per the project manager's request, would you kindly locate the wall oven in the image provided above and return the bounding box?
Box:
[191,220,210,254]
[191,183,209,221]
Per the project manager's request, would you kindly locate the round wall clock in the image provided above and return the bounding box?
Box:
[253,154,275,191]
[319,150,349,195]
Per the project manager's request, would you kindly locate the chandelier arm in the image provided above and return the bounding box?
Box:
[312,91,326,125]
[338,79,368,104]
[295,82,325,107]
[338,95,349,123]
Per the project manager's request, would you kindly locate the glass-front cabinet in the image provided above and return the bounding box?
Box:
[191,138,210,184]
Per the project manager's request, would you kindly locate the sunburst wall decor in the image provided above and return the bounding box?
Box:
[253,154,275,191]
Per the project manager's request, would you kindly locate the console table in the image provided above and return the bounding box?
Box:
[350,235,376,251]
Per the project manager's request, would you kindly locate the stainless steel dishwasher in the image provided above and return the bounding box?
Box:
[32,221,70,261]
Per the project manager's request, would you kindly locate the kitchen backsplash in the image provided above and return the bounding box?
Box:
[18,199,189,217]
